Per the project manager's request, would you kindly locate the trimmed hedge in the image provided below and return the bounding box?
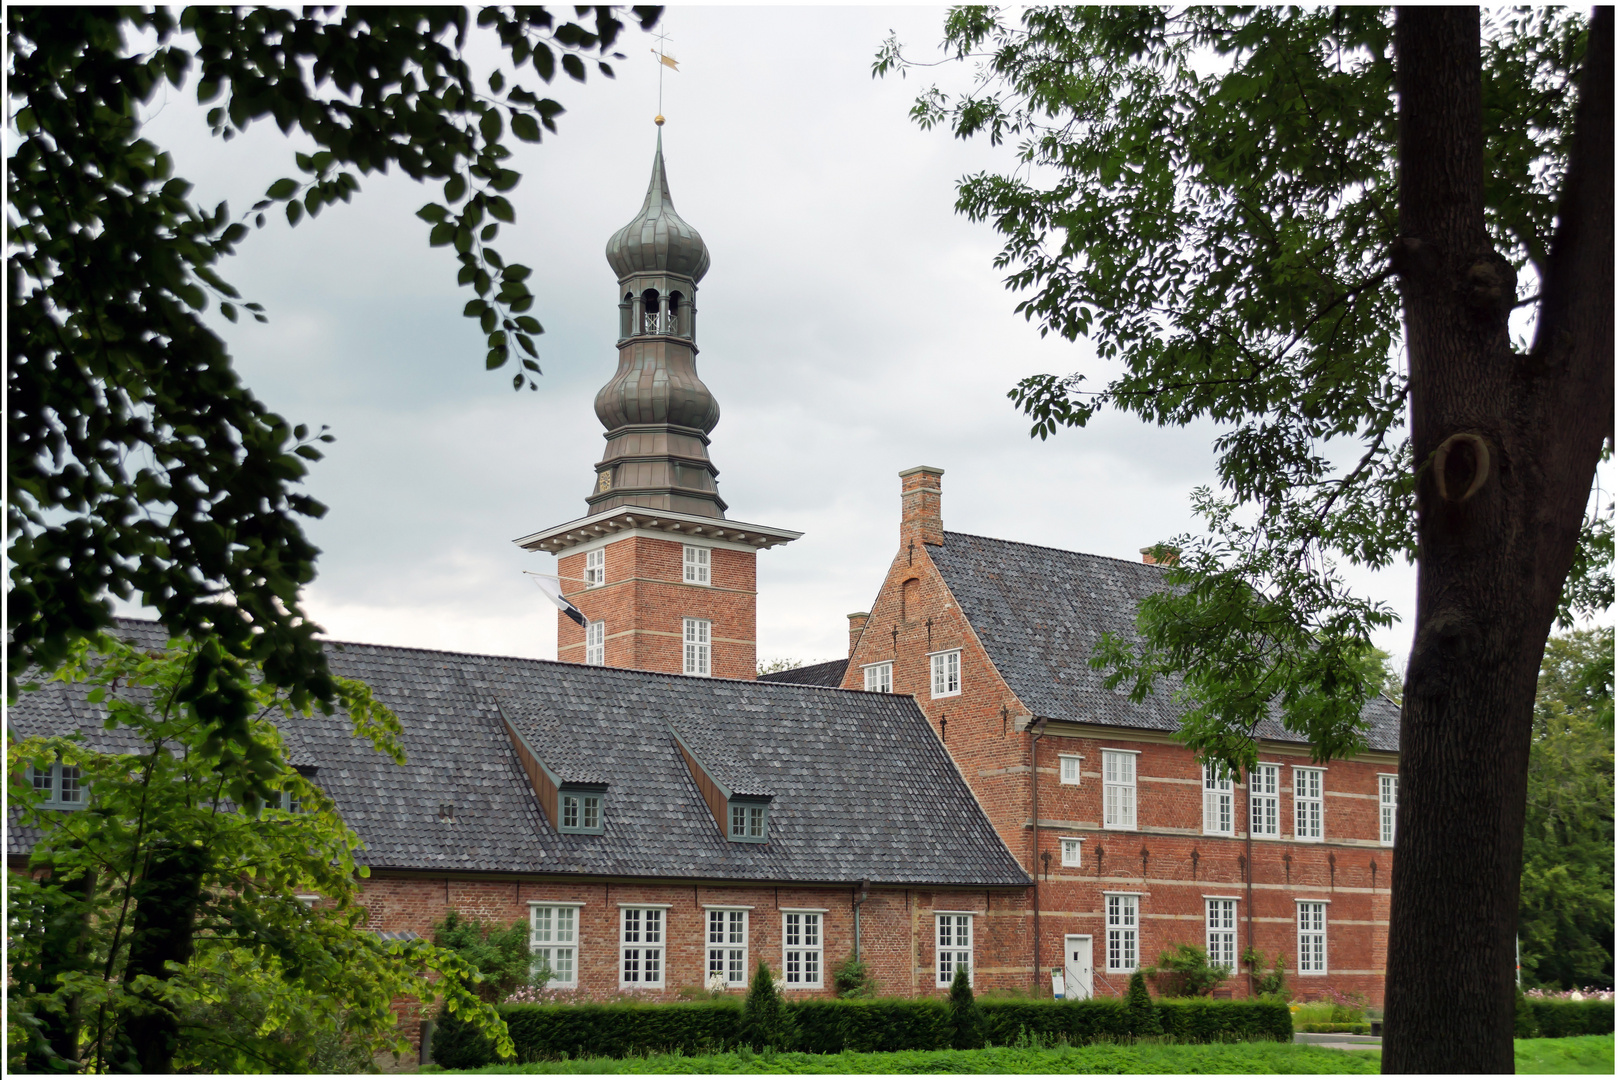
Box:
[1524,998,1615,1038]
[436,995,1293,1065]
[1298,1022,1372,1034]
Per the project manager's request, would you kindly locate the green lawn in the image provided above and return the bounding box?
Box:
[420,1035,1617,1074]
[1515,1035,1615,1075]
[420,1041,1381,1074]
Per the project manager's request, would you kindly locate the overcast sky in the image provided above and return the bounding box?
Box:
[119,5,1437,672]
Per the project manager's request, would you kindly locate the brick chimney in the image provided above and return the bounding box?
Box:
[847,612,870,658]
[900,466,945,548]
[1140,545,1180,566]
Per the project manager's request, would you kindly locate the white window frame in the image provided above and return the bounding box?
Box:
[1379,773,1398,846]
[1297,900,1328,974]
[683,544,711,585]
[28,761,85,810]
[929,649,961,698]
[1205,897,1238,971]
[529,902,583,989]
[934,912,974,986]
[1294,767,1324,841]
[782,909,826,989]
[1060,836,1083,868]
[683,617,711,677]
[1250,763,1280,838]
[862,661,893,694]
[705,906,749,988]
[1102,749,1138,830]
[585,619,606,666]
[1105,893,1140,973]
[1059,754,1082,786]
[584,547,605,588]
[1202,762,1234,836]
[619,904,668,988]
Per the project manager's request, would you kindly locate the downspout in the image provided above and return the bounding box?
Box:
[853,878,870,962]
[1244,767,1256,995]
[1030,716,1048,994]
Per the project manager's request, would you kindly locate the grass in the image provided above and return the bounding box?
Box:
[1515,1035,1614,1075]
[417,1035,1618,1074]
[418,1041,1381,1074]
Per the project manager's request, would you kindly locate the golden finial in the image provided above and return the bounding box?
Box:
[655,114,665,126]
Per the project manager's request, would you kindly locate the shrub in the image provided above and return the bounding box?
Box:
[432,910,548,1003]
[431,1006,499,1069]
[740,960,790,1050]
[1242,947,1289,1000]
[832,955,878,999]
[502,1000,740,1061]
[1514,990,1541,1038]
[1126,972,1162,1036]
[1144,943,1232,997]
[947,965,986,1049]
[1526,997,1615,1037]
[1297,1022,1372,1034]
[793,998,949,1053]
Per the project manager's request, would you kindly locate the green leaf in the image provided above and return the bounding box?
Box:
[266,178,298,200]
[443,174,466,204]
[511,113,541,142]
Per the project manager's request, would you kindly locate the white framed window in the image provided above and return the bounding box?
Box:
[1059,754,1081,785]
[1202,763,1234,836]
[1379,774,1398,846]
[1294,767,1324,841]
[863,661,893,693]
[782,910,824,989]
[27,761,85,810]
[620,906,665,987]
[1250,763,1280,838]
[1297,901,1327,974]
[1060,837,1083,867]
[584,548,605,588]
[270,788,302,813]
[529,903,581,988]
[585,620,606,666]
[683,618,711,676]
[683,545,711,585]
[935,913,973,986]
[929,650,961,698]
[1205,897,1238,970]
[1102,749,1138,830]
[706,908,749,988]
[559,790,604,834]
[1105,893,1139,972]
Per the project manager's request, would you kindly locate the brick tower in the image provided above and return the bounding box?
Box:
[515,120,800,679]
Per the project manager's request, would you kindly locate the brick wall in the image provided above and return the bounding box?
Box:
[556,534,757,679]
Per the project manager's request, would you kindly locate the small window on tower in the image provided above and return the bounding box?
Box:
[585,548,605,588]
[683,545,711,585]
[586,620,606,666]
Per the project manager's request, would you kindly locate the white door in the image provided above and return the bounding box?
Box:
[1064,934,1093,1000]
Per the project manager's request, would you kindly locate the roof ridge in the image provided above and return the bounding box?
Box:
[941,530,1170,571]
[108,617,893,700]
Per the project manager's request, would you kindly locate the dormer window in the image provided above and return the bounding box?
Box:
[559,786,605,834]
[729,799,769,842]
[28,760,85,810]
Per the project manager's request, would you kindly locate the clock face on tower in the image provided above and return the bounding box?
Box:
[597,471,613,493]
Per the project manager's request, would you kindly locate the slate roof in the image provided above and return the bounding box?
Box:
[757,659,849,688]
[8,620,1029,887]
[930,532,1401,753]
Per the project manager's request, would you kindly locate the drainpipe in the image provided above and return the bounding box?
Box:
[1030,716,1048,994]
[853,878,870,962]
[1244,767,1256,996]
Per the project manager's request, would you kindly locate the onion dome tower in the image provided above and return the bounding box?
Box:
[515,121,801,680]
[593,124,721,517]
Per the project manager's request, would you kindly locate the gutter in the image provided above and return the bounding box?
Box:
[1029,715,1048,994]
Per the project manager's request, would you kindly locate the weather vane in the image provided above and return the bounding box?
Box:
[650,25,678,124]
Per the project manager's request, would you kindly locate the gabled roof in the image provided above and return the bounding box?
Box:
[930,532,1400,753]
[9,620,1029,887]
[757,659,849,688]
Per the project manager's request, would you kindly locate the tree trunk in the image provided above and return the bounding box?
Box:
[1386,6,1613,1074]
[109,842,209,1074]
[23,865,97,1073]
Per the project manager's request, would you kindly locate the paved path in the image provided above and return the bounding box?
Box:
[1294,1031,1383,1052]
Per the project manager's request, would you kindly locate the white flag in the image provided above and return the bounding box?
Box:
[528,573,587,628]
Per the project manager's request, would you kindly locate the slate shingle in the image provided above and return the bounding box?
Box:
[757,659,849,688]
[930,532,1400,752]
[8,619,1030,888]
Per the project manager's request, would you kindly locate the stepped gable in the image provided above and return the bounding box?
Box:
[756,659,849,688]
[9,619,1029,887]
[929,531,1401,751]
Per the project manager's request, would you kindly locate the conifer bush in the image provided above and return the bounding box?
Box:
[739,960,791,1050]
[947,965,986,1049]
[1126,971,1162,1036]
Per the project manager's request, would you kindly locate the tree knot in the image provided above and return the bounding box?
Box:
[1431,432,1491,503]
[1461,252,1517,323]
